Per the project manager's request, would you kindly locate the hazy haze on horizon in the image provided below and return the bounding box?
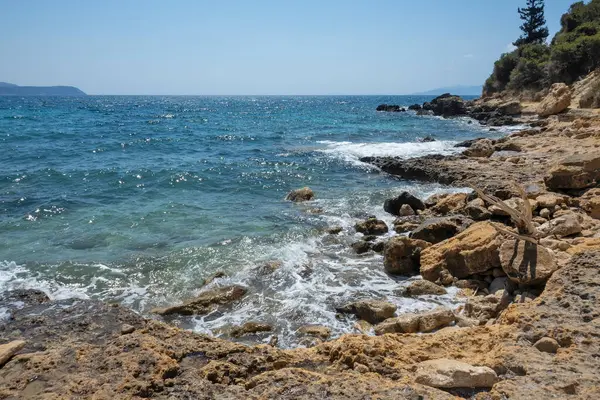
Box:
[0,0,575,95]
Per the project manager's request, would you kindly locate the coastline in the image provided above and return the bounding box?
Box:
[1,98,600,399]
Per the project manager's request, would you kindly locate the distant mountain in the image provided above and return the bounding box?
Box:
[0,82,86,96]
[412,85,482,96]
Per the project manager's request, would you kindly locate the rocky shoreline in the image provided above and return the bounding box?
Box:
[1,89,600,398]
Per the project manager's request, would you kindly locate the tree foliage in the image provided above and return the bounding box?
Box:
[513,0,549,47]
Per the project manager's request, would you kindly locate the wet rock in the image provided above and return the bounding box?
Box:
[454,138,490,148]
[534,337,560,354]
[353,320,373,334]
[256,261,282,275]
[152,285,247,316]
[410,216,472,244]
[419,135,436,142]
[354,217,388,236]
[298,325,331,340]
[538,213,582,238]
[399,204,415,216]
[371,241,385,253]
[500,239,558,286]
[408,104,422,111]
[0,340,26,367]
[463,139,495,158]
[327,226,343,235]
[404,280,447,296]
[203,270,228,286]
[383,236,431,276]
[537,83,572,117]
[393,216,422,233]
[416,109,434,116]
[418,308,455,332]
[351,241,372,254]
[230,322,273,338]
[376,104,403,112]
[285,187,315,202]
[336,300,397,324]
[415,358,497,389]
[535,193,568,209]
[420,222,501,283]
[384,192,425,215]
[544,153,600,190]
[423,93,467,117]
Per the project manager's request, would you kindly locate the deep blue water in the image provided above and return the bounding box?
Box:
[0,95,504,345]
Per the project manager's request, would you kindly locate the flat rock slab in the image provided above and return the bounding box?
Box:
[415,358,497,389]
[0,340,26,367]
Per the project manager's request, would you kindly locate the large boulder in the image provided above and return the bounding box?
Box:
[544,153,600,190]
[376,104,404,112]
[354,217,389,236]
[410,216,473,244]
[152,285,247,316]
[383,236,431,275]
[384,192,425,215]
[496,100,522,115]
[538,212,582,238]
[537,83,572,117]
[427,193,468,215]
[463,139,495,158]
[414,359,498,389]
[423,93,467,117]
[336,300,397,324]
[420,222,501,283]
[499,239,559,285]
[286,187,314,202]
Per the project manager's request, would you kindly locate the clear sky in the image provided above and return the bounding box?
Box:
[0,0,576,95]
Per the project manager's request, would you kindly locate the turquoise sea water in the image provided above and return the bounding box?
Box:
[0,95,513,345]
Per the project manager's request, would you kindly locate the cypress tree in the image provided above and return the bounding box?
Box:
[513,0,549,47]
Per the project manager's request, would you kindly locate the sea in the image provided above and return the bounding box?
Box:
[0,95,522,347]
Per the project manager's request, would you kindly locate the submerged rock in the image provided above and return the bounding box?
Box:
[336,300,397,324]
[152,285,247,316]
[415,358,497,389]
[384,192,425,216]
[285,187,315,202]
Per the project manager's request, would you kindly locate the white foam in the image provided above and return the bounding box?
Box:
[316,140,459,166]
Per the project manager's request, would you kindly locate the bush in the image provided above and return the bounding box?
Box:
[508,59,548,90]
[550,30,600,83]
[484,51,519,94]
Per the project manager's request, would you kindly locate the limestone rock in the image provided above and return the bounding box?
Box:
[420,222,500,283]
[534,337,560,354]
[374,307,454,335]
[418,308,455,332]
[384,192,425,215]
[544,153,600,190]
[500,239,558,285]
[298,325,331,340]
[230,322,273,338]
[538,212,582,238]
[537,83,572,117]
[399,204,415,216]
[285,187,314,202]
[354,217,388,236]
[0,340,26,367]
[535,193,568,209]
[410,216,472,244]
[351,241,372,254]
[415,358,497,389]
[404,280,447,296]
[393,216,422,233]
[428,193,468,215]
[383,236,431,276]
[463,139,495,158]
[336,300,397,324]
[327,226,343,235]
[152,285,247,316]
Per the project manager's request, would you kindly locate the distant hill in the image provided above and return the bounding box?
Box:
[0,82,86,96]
[412,85,482,96]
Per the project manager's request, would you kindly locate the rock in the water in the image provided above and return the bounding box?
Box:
[544,153,600,190]
[351,241,372,254]
[534,337,560,354]
[423,93,467,117]
[374,307,455,335]
[420,221,500,283]
[408,104,422,111]
[354,217,388,236]
[152,285,247,316]
[415,358,497,389]
[499,239,558,285]
[419,135,436,142]
[376,104,403,112]
[537,83,572,117]
[393,216,422,233]
[298,325,331,340]
[230,322,273,338]
[336,300,397,324]
[404,280,447,296]
[285,187,314,202]
[0,340,26,367]
[327,226,343,235]
[383,236,431,276]
[463,139,495,158]
[399,204,415,216]
[384,192,425,215]
[538,212,582,238]
[410,216,472,244]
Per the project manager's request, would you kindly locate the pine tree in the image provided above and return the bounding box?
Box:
[513,0,549,47]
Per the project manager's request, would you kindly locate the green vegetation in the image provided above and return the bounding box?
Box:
[484,0,600,95]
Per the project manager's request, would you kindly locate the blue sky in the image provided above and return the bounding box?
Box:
[0,0,576,95]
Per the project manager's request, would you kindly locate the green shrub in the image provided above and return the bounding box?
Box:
[508,59,548,90]
[550,31,600,83]
[484,51,519,93]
